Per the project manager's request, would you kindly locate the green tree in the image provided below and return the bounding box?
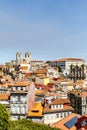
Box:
[0,104,10,130]
[9,119,60,130]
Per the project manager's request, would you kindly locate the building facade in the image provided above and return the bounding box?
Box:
[50,58,86,71]
[8,81,35,120]
[50,58,86,81]
[16,51,31,64]
[69,64,85,82]
[43,98,74,125]
[69,90,87,115]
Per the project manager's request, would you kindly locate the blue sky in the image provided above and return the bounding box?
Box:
[0,0,87,63]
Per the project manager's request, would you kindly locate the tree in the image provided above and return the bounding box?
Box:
[0,104,10,130]
[8,119,60,130]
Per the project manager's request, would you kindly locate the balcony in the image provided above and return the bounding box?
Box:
[10,101,27,104]
[10,90,28,94]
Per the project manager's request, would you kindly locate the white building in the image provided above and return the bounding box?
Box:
[47,66,59,78]
[8,81,35,120]
[50,58,86,72]
[43,98,74,125]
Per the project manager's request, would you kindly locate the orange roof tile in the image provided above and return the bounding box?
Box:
[44,105,74,113]
[51,98,70,105]
[35,90,46,95]
[20,66,28,70]
[8,81,32,87]
[28,102,43,117]
[0,93,10,100]
[70,91,87,97]
[44,98,73,113]
[51,58,85,62]
[31,60,43,62]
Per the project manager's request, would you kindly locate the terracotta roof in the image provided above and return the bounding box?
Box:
[45,93,59,97]
[44,98,73,113]
[31,60,43,62]
[0,65,6,68]
[35,90,46,95]
[20,66,28,70]
[51,58,85,62]
[69,91,87,97]
[8,81,32,87]
[52,113,81,130]
[51,98,70,105]
[0,93,10,100]
[44,105,74,113]
[34,69,47,74]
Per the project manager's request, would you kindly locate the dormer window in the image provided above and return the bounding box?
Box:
[21,87,23,91]
[51,104,63,110]
[13,87,15,91]
[59,104,63,109]
[18,87,20,91]
[56,105,58,108]
[23,87,26,91]
[51,105,54,110]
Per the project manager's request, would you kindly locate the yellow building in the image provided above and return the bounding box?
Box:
[36,76,50,86]
[43,77,50,85]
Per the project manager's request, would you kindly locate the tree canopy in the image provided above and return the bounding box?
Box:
[8,119,60,130]
[0,104,10,130]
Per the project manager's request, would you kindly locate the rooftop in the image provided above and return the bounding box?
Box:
[0,93,10,100]
[52,113,81,130]
[44,98,73,113]
[28,102,43,117]
[51,58,85,62]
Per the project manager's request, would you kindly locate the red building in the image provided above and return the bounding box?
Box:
[78,115,87,129]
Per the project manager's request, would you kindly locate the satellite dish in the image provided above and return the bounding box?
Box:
[63,70,69,76]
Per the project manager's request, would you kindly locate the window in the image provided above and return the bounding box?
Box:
[51,115,53,119]
[59,104,63,109]
[51,105,54,109]
[82,97,86,100]
[18,87,20,91]
[21,87,23,90]
[16,87,18,91]
[18,95,20,102]
[82,101,86,105]
[64,112,66,117]
[56,113,59,118]
[68,112,70,115]
[45,115,49,120]
[56,105,58,108]
[60,113,63,118]
[13,87,15,91]
[17,106,20,114]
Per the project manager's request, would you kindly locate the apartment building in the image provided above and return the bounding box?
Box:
[43,98,74,125]
[69,90,87,115]
[50,58,85,71]
[50,58,86,82]
[8,81,35,120]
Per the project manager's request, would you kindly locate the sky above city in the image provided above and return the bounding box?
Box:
[0,0,87,63]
